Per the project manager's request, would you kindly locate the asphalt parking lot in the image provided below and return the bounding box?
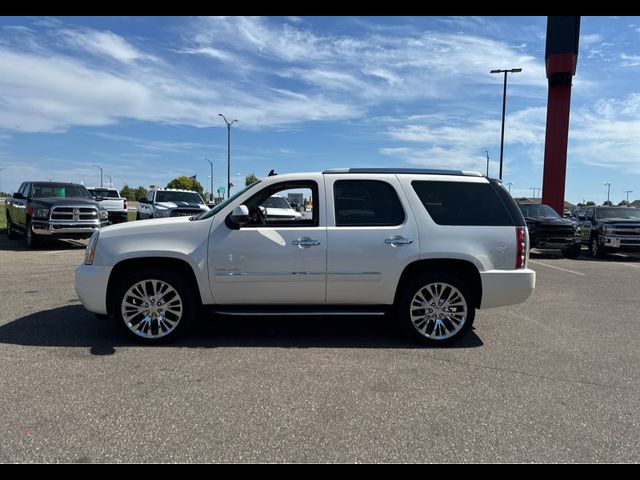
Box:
[0,236,639,463]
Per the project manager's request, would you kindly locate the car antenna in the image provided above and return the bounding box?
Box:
[268,169,277,176]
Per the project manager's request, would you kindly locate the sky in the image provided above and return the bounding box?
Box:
[0,16,639,205]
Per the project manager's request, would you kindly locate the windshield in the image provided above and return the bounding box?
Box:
[519,204,560,218]
[195,181,261,220]
[262,196,291,209]
[88,189,119,198]
[32,183,92,199]
[155,191,203,204]
[596,207,640,220]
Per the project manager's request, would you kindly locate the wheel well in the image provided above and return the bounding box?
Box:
[106,257,202,314]
[395,259,482,308]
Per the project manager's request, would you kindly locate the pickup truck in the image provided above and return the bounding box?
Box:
[517,203,582,258]
[87,187,128,224]
[575,205,640,257]
[6,181,109,248]
[76,168,535,346]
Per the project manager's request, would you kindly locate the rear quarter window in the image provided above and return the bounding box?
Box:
[411,180,520,226]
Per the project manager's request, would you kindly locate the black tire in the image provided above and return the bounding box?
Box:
[590,235,606,259]
[6,214,17,239]
[135,212,141,221]
[25,219,40,249]
[396,272,475,347]
[562,243,581,259]
[113,268,197,344]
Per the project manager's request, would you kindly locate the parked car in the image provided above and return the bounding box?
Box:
[575,205,640,258]
[6,181,108,248]
[517,203,582,258]
[75,168,535,346]
[87,187,128,224]
[261,195,303,220]
[136,187,209,220]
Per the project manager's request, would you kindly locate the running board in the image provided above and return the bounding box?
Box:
[211,306,389,317]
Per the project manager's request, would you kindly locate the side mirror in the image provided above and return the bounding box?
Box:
[226,205,250,229]
[94,196,104,202]
[13,192,24,199]
[578,215,585,221]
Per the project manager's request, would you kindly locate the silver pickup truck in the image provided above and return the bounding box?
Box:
[87,187,128,224]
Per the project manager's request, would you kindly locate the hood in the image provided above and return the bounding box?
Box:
[101,215,193,236]
[266,207,302,217]
[599,218,640,225]
[30,197,99,207]
[156,201,208,210]
[525,216,574,226]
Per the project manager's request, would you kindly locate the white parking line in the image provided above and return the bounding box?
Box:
[529,260,585,276]
[619,262,640,269]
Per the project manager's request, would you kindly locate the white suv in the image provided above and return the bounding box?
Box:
[76,168,535,346]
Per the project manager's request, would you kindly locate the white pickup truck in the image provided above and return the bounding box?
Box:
[87,188,128,224]
[76,168,535,346]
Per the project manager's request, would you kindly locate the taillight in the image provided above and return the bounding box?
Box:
[124,199,128,210]
[516,226,527,269]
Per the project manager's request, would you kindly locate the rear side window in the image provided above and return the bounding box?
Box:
[412,180,516,226]
[334,180,405,226]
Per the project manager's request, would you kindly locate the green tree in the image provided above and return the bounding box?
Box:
[166,176,204,197]
[245,173,259,186]
[586,201,596,206]
[120,184,148,201]
[134,186,148,201]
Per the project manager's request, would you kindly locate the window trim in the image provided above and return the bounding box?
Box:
[333,179,406,228]
[242,180,319,229]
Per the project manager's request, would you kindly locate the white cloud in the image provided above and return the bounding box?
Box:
[59,29,155,65]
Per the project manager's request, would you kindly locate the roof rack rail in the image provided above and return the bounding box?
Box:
[322,168,482,176]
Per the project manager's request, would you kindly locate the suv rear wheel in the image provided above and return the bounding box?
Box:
[113,269,197,344]
[590,235,606,259]
[397,272,475,346]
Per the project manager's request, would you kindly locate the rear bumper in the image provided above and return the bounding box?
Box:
[479,268,536,309]
[108,211,128,223]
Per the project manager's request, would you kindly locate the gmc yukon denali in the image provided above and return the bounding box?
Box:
[75,168,536,346]
[6,181,109,248]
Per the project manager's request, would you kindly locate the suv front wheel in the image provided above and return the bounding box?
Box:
[397,273,475,346]
[113,269,197,344]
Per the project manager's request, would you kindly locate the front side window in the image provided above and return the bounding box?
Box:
[243,181,317,227]
[334,180,405,227]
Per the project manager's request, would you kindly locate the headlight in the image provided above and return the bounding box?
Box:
[84,231,99,265]
[573,224,581,234]
[99,209,109,220]
[33,208,50,219]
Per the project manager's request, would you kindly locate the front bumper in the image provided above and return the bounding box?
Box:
[600,235,640,251]
[75,264,112,315]
[32,220,108,236]
[480,268,536,309]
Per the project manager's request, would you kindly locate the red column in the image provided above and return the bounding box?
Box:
[541,81,572,215]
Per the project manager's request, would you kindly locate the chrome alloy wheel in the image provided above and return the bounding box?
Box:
[121,279,183,339]
[409,282,468,340]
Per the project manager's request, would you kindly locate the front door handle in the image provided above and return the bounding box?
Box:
[292,238,321,248]
[385,235,413,247]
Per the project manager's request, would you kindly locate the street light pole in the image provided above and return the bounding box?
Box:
[218,114,238,199]
[625,190,633,205]
[506,182,513,194]
[603,182,611,205]
[105,175,112,188]
[485,150,490,177]
[93,164,103,188]
[206,158,214,202]
[490,68,522,180]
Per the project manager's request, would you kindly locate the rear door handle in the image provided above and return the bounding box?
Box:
[385,235,413,247]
